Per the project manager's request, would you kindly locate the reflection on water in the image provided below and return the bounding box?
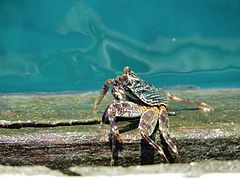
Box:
[0,0,240,92]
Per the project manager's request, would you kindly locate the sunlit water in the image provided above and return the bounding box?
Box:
[0,0,240,92]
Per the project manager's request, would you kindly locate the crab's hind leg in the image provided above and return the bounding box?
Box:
[93,79,114,114]
[102,100,143,165]
[168,94,214,112]
[138,108,169,163]
[159,105,181,163]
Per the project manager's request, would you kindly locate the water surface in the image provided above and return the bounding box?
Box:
[0,0,240,92]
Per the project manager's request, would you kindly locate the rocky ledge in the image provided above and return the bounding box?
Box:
[0,89,239,175]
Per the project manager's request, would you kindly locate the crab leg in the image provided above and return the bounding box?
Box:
[169,95,214,112]
[102,100,144,135]
[108,130,120,166]
[138,108,169,163]
[93,76,127,115]
[102,102,121,166]
[158,105,181,162]
[102,100,144,165]
[93,79,114,114]
[102,101,121,141]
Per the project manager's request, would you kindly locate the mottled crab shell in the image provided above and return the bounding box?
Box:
[124,75,169,107]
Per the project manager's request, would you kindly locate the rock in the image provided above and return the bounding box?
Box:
[70,160,240,177]
[0,165,64,176]
[0,89,239,174]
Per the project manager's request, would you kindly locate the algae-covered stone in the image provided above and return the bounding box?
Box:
[0,89,239,171]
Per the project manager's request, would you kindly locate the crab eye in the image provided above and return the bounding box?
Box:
[123,66,131,74]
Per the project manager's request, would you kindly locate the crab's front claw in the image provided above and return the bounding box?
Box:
[199,103,214,112]
[200,106,214,112]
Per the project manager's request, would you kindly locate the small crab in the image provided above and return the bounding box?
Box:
[93,67,213,165]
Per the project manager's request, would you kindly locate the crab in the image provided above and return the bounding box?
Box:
[93,66,213,165]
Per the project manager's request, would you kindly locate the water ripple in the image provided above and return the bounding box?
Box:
[0,1,240,92]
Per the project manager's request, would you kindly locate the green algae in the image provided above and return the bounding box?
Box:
[0,89,239,137]
[0,92,105,122]
[0,89,239,128]
[168,89,240,137]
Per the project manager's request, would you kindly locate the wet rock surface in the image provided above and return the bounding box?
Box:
[0,160,239,177]
[0,165,64,176]
[70,160,240,177]
[0,89,239,175]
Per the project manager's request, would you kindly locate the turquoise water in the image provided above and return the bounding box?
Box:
[0,0,240,92]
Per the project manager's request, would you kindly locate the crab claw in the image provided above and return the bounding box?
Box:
[199,103,214,112]
[201,106,214,112]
